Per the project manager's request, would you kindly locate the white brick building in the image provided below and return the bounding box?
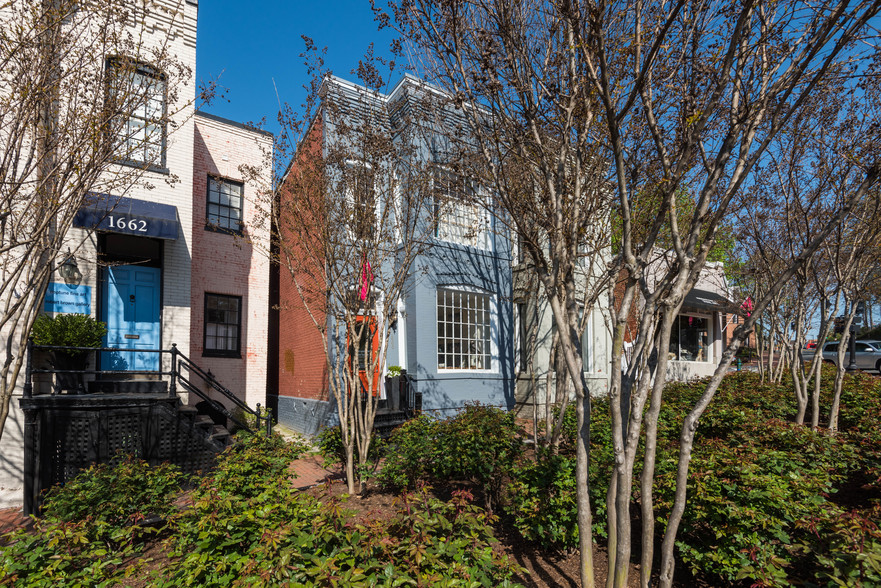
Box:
[0,0,272,509]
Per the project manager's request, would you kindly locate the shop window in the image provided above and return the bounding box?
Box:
[204,294,241,357]
[206,176,244,234]
[107,57,166,170]
[437,288,493,370]
[669,314,710,362]
[434,169,490,250]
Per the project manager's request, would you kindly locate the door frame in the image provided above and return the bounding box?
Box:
[96,234,164,371]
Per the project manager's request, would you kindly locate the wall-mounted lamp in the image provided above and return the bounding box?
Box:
[58,249,82,286]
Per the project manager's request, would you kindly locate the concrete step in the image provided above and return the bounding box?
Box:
[209,425,231,446]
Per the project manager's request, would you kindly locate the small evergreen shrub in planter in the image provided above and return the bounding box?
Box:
[31,313,107,393]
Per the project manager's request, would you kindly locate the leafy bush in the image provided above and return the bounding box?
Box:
[208,430,309,499]
[161,433,524,587]
[798,505,881,587]
[0,455,184,586]
[508,371,881,586]
[376,413,441,490]
[378,403,522,510]
[507,452,579,549]
[31,313,107,351]
[41,454,184,532]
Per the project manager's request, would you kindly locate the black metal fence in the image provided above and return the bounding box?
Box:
[20,340,271,515]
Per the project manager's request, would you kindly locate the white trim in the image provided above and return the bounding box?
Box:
[435,285,499,374]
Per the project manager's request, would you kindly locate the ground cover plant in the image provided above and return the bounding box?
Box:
[502,369,881,586]
[1,428,524,587]
[0,455,185,586]
[4,371,881,587]
[377,403,523,511]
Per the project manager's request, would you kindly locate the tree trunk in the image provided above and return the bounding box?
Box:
[576,389,595,588]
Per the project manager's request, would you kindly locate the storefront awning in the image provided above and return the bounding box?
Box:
[73,194,179,240]
[682,288,735,313]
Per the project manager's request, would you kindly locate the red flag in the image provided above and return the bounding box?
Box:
[359,258,373,301]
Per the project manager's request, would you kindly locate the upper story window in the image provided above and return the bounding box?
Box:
[434,169,490,250]
[107,57,167,170]
[206,176,244,234]
[345,162,376,242]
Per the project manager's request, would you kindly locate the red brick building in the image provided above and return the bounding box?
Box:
[190,112,273,411]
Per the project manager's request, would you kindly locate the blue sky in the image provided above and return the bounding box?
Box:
[195,0,397,137]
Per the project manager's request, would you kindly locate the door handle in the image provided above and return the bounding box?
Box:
[129,294,135,303]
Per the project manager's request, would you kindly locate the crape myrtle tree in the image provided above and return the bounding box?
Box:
[737,86,881,428]
[266,45,437,495]
[378,2,615,582]
[379,0,881,586]
[0,0,196,441]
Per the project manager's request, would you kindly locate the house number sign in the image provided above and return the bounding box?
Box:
[106,215,149,233]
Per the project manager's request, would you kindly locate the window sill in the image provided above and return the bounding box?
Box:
[204,224,244,237]
[114,158,170,175]
[202,351,242,359]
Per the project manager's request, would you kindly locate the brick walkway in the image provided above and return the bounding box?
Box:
[0,453,342,537]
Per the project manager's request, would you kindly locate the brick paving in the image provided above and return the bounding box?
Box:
[0,506,29,536]
[0,452,341,537]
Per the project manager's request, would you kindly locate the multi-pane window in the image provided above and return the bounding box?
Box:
[207,176,244,234]
[437,288,492,370]
[346,162,376,241]
[108,58,166,168]
[434,169,490,249]
[204,294,241,357]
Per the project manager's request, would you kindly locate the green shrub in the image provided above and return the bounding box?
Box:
[378,403,522,510]
[507,452,579,549]
[41,454,184,532]
[161,453,524,587]
[376,413,441,491]
[208,430,309,499]
[0,455,185,586]
[799,506,881,587]
[31,313,107,351]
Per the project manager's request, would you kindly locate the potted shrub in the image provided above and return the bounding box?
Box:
[31,313,107,393]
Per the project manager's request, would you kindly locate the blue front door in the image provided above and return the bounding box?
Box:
[101,265,161,371]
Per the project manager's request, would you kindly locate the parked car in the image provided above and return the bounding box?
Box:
[820,340,881,372]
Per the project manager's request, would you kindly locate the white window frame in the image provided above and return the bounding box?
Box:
[344,159,379,242]
[108,57,167,169]
[434,168,491,251]
[435,285,498,373]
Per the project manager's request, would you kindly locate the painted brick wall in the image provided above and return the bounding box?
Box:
[190,113,272,410]
[277,118,330,405]
[0,0,199,508]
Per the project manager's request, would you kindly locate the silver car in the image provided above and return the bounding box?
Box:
[820,339,881,372]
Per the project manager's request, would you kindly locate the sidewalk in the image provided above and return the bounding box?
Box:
[0,452,341,536]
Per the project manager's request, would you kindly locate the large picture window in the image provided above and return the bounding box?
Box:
[434,169,490,250]
[204,294,241,357]
[207,176,244,234]
[437,288,492,370]
[669,314,710,362]
[108,57,166,169]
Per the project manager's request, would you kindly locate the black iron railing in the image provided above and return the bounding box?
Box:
[23,339,271,435]
[171,344,271,435]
